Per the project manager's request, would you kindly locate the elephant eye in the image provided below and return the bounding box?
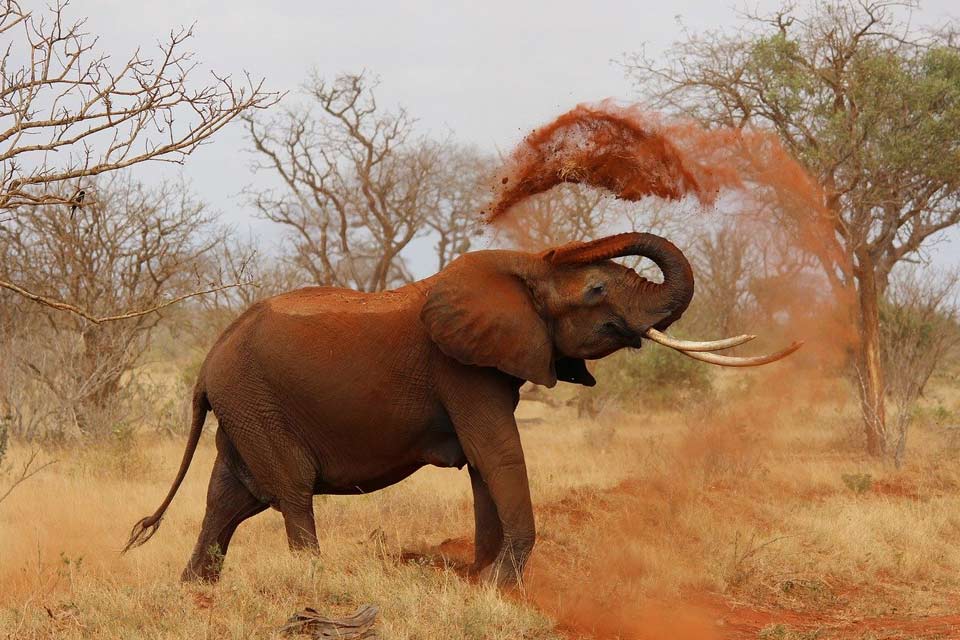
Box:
[586,283,605,299]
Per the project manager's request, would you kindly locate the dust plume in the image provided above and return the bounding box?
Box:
[485,100,854,366]
[488,103,860,638]
[483,102,723,223]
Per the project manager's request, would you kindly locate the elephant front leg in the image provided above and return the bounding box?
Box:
[448,380,536,587]
[469,465,503,573]
[476,454,536,587]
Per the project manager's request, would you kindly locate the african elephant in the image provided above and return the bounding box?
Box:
[123,232,796,586]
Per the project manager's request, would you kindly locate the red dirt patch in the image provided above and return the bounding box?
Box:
[872,478,928,501]
[528,481,960,639]
[397,537,474,577]
[691,593,960,639]
[401,486,960,640]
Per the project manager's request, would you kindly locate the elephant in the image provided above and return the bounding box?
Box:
[123,232,798,586]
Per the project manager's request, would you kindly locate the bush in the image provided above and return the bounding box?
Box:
[841,473,873,495]
[580,345,714,413]
[880,268,960,465]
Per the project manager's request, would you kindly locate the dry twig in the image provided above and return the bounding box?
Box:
[0,1,280,210]
[0,448,56,505]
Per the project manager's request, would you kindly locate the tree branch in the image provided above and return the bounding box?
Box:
[0,278,257,324]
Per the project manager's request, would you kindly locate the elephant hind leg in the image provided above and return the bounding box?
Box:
[181,452,268,582]
[279,495,319,552]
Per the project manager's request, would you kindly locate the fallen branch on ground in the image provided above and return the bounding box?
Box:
[280,604,379,639]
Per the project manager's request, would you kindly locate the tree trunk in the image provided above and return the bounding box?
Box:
[78,326,125,435]
[854,251,887,456]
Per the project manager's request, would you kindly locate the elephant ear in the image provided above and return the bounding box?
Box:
[420,254,557,388]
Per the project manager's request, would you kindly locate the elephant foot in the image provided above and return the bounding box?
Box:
[180,543,226,583]
[478,562,524,590]
[478,541,533,589]
[470,546,499,578]
[180,563,222,583]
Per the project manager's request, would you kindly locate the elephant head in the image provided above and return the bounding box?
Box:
[421,232,800,387]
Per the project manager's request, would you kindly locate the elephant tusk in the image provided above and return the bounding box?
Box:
[672,341,805,367]
[643,327,757,352]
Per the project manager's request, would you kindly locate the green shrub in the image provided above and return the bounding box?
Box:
[575,346,715,415]
[841,473,873,495]
[589,346,714,411]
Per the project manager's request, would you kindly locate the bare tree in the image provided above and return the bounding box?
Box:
[0,0,276,320]
[0,0,278,209]
[882,267,960,466]
[201,233,302,313]
[625,1,960,455]
[246,72,489,291]
[688,225,757,338]
[426,144,489,271]
[494,184,612,250]
[0,175,231,437]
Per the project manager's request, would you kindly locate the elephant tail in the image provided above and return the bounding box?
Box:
[122,386,209,553]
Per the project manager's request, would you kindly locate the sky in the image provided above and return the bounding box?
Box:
[67,0,960,276]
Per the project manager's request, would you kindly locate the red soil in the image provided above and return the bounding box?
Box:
[483,102,720,223]
[402,525,960,638]
[399,474,960,639]
[693,592,960,640]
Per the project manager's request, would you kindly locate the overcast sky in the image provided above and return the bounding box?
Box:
[71,0,960,274]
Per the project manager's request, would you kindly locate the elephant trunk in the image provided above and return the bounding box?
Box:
[545,232,695,330]
[545,232,803,367]
[626,233,694,330]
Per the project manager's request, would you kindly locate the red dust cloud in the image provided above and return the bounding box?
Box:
[485,100,856,370]
[484,101,840,264]
[482,103,864,639]
[484,103,717,222]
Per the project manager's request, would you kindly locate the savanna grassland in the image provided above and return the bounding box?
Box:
[4,1,960,639]
[3,354,960,640]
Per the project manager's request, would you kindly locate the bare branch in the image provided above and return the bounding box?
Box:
[0,277,255,324]
[0,448,56,506]
[0,1,281,211]
[0,175,249,437]
[246,72,490,291]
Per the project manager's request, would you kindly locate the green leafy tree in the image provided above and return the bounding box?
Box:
[625,1,960,456]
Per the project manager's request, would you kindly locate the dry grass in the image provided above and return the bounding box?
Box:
[2,371,960,639]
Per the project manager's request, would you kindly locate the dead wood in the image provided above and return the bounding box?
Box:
[280,604,379,639]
